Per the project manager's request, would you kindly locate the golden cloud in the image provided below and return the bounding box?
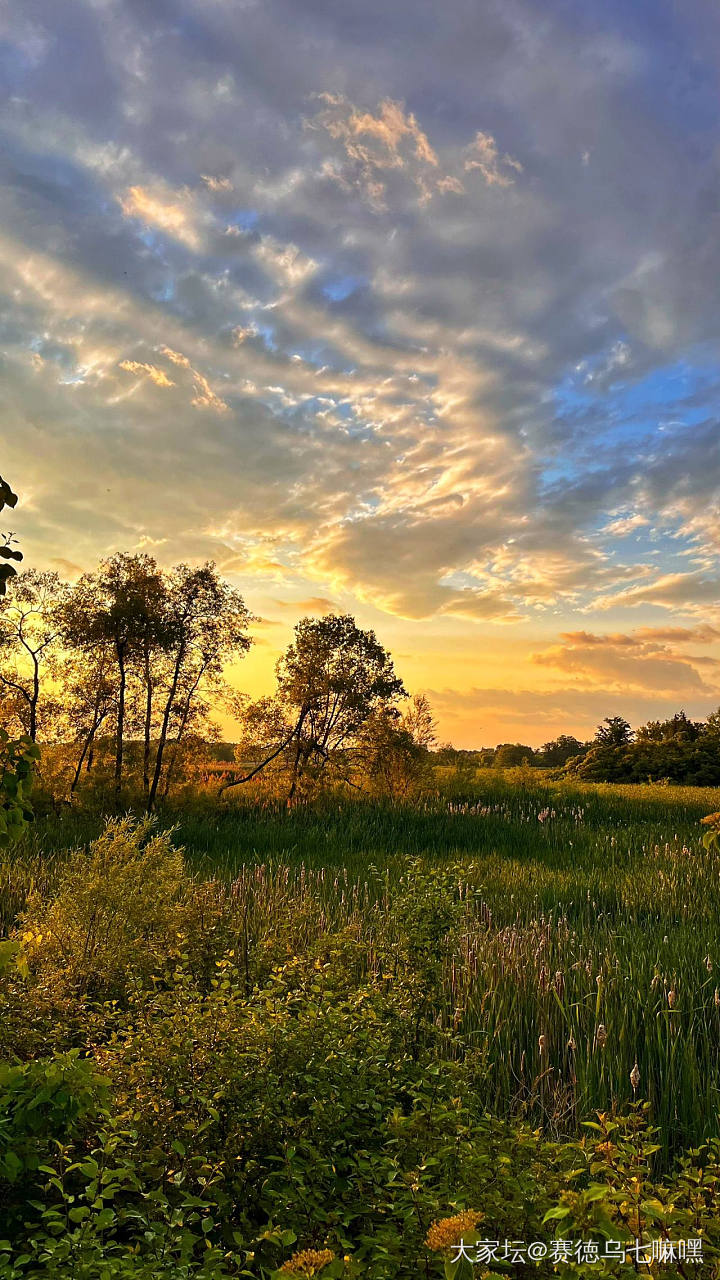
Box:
[119,185,201,249]
[118,359,175,388]
[464,131,523,186]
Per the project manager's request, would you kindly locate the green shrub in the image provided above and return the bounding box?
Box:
[17,818,187,1000]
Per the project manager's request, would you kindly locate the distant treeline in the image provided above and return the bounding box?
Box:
[440,710,720,785]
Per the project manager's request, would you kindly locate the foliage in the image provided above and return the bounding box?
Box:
[0,730,39,848]
[226,614,405,800]
[356,695,436,799]
[0,842,719,1274]
[17,817,187,999]
[0,477,39,850]
[2,783,720,1273]
[0,476,22,598]
[52,556,252,803]
[0,570,69,741]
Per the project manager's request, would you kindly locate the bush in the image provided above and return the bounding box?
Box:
[17,817,187,1000]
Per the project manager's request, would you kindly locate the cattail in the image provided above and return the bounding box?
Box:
[630,1062,640,1091]
[596,1023,607,1050]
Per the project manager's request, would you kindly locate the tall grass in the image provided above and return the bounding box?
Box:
[5,775,720,1155]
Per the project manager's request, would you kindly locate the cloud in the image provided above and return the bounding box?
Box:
[2,0,720,745]
[201,175,233,192]
[118,360,175,388]
[271,596,339,614]
[531,627,720,698]
[307,93,474,207]
[595,572,720,615]
[463,131,523,186]
[158,347,228,412]
[119,185,203,250]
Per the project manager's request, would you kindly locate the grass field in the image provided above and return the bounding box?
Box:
[8,774,720,1157]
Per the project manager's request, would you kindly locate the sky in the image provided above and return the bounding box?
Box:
[2,0,720,748]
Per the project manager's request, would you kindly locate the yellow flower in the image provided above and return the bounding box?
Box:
[426,1210,483,1252]
[280,1248,335,1276]
[700,812,720,827]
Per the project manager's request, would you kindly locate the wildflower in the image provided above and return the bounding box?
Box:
[280,1248,335,1276]
[700,812,720,828]
[668,987,676,1008]
[538,1033,548,1055]
[567,1036,576,1052]
[706,955,713,972]
[426,1211,483,1252]
[715,988,720,1008]
[595,1023,607,1049]
[630,1062,640,1091]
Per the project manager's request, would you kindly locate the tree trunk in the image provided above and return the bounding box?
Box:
[114,642,126,795]
[29,653,39,741]
[148,642,185,810]
[143,645,153,793]
[70,710,106,794]
[160,667,204,799]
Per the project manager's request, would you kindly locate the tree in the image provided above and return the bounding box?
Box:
[0,570,69,741]
[148,563,251,808]
[62,554,167,796]
[494,742,536,769]
[402,693,438,751]
[224,613,405,800]
[636,711,701,743]
[358,695,437,800]
[539,734,586,767]
[56,646,116,795]
[594,716,633,747]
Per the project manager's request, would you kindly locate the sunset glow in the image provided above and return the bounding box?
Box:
[4,1,720,745]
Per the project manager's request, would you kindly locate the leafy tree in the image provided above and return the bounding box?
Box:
[0,570,69,741]
[636,710,702,743]
[594,715,633,747]
[225,614,405,800]
[61,554,167,795]
[538,734,586,767]
[358,695,437,799]
[57,558,250,804]
[402,693,438,750]
[56,646,116,795]
[703,706,720,737]
[148,563,251,808]
[493,742,536,769]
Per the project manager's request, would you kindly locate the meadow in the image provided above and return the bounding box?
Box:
[2,773,720,1277]
[14,774,720,1148]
